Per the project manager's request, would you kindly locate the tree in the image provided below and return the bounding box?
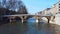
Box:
[0,0,28,14]
[18,5,28,14]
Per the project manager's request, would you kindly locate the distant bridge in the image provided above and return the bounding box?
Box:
[1,14,55,23]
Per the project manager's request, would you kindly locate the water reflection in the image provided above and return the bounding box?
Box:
[0,22,59,34]
[0,18,60,34]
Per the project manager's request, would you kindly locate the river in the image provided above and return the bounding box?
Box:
[0,18,60,34]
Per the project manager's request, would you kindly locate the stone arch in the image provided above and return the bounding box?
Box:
[14,16,21,21]
[41,17,48,23]
[27,16,37,23]
[41,16,51,23]
[45,16,51,23]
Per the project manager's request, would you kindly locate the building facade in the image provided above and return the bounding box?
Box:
[37,1,60,16]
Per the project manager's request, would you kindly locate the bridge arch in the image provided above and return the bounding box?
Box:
[14,16,21,22]
[41,17,48,23]
[43,16,51,23]
[27,17,36,23]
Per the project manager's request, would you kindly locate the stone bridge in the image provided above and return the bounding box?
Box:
[1,14,55,23]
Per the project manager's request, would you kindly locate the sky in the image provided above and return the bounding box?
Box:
[21,0,59,14]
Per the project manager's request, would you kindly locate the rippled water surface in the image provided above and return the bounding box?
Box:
[0,22,60,34]
[0,19,60,34]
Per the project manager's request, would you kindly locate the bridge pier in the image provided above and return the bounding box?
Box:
[48,18,50,23]
[9,18,12,23]
[9,17,15,24]
[21,19,27,23]
[46,16,51,23]
[21,18,24,23]
[35,17,41,23]
[36,19,40,23]
[21,16,27,23]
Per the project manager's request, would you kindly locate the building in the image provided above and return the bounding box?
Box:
[50,1,60,15]
[37,11,43,15]
[42,8,51,15]
[37,8,51,15]
[37,1,60,15]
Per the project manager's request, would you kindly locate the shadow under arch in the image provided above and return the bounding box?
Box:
[14,16,21,22]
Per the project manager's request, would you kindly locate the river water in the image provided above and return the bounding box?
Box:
[0,18,60,34]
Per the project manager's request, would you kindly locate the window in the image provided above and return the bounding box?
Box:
[59,9,60,11]
[59,6,60,8]
[59,4,60,5]
[56,12,60,14]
